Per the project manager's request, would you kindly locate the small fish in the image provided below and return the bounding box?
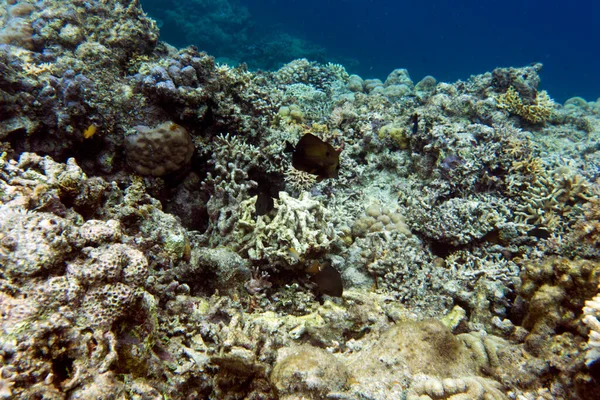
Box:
[307,262,343,298]
[285,133,341,180]
[287,247,301,264]
[83,124,97,139]
[411,113,419,135]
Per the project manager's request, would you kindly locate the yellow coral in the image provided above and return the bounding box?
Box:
[497,86,554,123]
[23,62,53,75]
[378,123,409,149]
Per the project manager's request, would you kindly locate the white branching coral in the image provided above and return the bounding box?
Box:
[236,191,336,266]
[583,284,600,367]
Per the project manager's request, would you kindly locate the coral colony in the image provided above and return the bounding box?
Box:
[1,1,600,399]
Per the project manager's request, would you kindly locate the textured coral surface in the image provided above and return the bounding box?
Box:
[1,1,600,399]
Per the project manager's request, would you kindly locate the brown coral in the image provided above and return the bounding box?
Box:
[573,192,600,246]
[518,257,600,355]
[125,121,195,176]
[497,86,554,123]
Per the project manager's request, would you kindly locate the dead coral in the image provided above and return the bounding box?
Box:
[271,345,349,400]
[236,191,336,266]
[203,133,262,241]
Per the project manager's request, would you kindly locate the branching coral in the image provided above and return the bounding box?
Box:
[235,191,336,266]
[572,187,600,246]
[496,86,554,124]
[203,133,262,241]
[507,162,593,231]
[583,284,600,366]
[283,168,317,192]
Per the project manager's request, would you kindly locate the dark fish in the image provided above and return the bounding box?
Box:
[411,113,419,135]
[309,263,343,297]
[285,133,341,180]
[249,172,281,218]
[255,189,274,216]
[527,227,550,239]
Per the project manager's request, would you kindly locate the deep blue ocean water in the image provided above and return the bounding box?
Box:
[143,0,600,103]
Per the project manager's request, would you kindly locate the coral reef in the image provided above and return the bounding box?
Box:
[236,191,336,266]
[1,1,600,398]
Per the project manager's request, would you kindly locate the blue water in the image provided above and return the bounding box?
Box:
[143,0,600,103]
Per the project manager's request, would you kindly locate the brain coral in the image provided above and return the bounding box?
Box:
[0,207,74,280]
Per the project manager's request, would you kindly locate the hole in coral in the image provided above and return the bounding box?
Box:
[51,354,75,386]
[429,240,461,258]
[589,360,600,382]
